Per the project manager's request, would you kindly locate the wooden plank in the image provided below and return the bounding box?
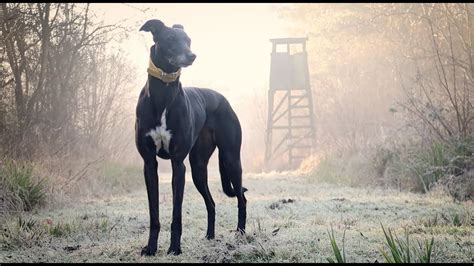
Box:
[290,96,307,100]
[290,115,310,119]
[291,96,306,107]
[273,125,312,129]
[272,132,290,155]
[272,109,288,124]
[271,91,289,117]
[290,145,311,149]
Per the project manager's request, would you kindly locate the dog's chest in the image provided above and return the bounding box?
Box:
[146,108,172,153]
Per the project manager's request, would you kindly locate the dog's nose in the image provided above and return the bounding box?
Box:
[187,53,196,62]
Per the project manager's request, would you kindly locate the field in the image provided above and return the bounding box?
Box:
[1,169,472,263]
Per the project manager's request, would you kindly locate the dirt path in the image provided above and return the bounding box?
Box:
[1,172,472,262]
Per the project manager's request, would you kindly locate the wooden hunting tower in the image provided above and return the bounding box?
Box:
[264,37,316,170]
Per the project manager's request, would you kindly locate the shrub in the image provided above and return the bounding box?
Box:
[0,159,47,212]
[372,145,395,181]
[387,137,474,194]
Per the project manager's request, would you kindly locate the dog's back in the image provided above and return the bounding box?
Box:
[183,87,241,134]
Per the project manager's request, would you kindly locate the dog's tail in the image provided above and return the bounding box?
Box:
[219,159,248,198]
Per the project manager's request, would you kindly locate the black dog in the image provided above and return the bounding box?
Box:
[135,19,247,256]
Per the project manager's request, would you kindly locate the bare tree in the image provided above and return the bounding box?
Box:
[0,3,132,159]
[378,3,474,142]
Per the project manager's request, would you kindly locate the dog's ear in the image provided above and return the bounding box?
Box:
[172,24,184,30]
[140,19,165,35]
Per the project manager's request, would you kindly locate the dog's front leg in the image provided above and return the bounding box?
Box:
[168,159,186,255]
[141,157,160,256]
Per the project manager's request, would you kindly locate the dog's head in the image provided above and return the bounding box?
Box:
[140,19,196,68]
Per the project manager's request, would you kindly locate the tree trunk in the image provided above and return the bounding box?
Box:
[26,3,51,126]
[466,3,474,80]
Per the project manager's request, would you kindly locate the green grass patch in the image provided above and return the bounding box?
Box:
[0,159,47,212]
[326,225,347,263]
[48,221,74,237]
[0,216,45,249]
[380,223,435,263]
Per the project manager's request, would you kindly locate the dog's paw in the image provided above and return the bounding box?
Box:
[167,246,182,256]
[141,245,157,256]
[205,232,215,240]
[236,228,245,235]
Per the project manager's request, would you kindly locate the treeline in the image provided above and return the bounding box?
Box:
[0,3,143,214]
[0,3,135,160]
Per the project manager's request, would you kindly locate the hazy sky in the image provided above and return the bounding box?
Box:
[91,3,294,103]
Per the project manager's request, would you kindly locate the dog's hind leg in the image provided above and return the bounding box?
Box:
[213,107,247,234]
[218,150,247,234]
[189,127,217,239]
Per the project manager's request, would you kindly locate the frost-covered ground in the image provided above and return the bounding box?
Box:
[1,171,472,263]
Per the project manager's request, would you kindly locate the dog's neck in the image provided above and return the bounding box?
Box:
[148,59,181,83]
[147,45,183,116]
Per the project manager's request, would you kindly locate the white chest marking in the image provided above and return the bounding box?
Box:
[146,108,172,153]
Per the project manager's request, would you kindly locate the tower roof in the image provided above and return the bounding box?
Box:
[269,37,308,44]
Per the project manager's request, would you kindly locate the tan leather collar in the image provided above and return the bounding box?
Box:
[147,58,181,83]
